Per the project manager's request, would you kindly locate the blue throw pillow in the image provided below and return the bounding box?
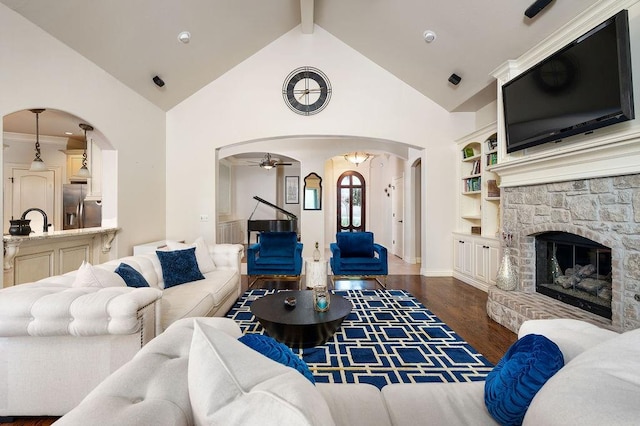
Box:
[156,247,205,288]
[238,333,315,384]
[115,263,149,288]
[485,334,564,426]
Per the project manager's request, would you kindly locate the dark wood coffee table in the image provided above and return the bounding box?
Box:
[250,290,352,348]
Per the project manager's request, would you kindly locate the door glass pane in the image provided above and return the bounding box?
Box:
[340,188,350,227]
[352,176,361,185]
[352,188,362,227]
[340,176,350,185]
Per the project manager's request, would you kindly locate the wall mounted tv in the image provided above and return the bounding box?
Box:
[503,9,634,153]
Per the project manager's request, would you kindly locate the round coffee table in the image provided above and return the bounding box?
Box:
[250,290,352,348]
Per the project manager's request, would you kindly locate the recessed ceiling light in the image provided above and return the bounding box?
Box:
[423,30,436,43]
[64,131,73,135]
[178,31,191,44]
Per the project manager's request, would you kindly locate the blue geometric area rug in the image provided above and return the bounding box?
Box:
[226,289,493,389]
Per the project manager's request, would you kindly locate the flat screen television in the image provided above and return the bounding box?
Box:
[503,9,635,153]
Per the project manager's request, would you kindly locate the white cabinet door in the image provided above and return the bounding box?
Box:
[474,242,489,282]
[454,237,473,276]
[474,240,500,284]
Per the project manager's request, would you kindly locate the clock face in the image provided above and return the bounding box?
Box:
[283,67,331,116]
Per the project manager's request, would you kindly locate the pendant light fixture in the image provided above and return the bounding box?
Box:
[29,108,47,171]
[344,152,370,166]
[76,123,93,178]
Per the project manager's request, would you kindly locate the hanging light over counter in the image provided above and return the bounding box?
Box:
[29,108,47,172]
[76,123,93,178]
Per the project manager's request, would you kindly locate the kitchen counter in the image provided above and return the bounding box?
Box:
[3,227,120,287]
[3,226,119,243]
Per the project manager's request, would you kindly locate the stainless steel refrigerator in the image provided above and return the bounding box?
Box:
[62,184,102,230]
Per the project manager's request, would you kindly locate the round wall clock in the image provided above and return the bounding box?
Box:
[282,67,331,116]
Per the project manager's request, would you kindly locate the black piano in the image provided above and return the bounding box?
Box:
[247,196,298,244]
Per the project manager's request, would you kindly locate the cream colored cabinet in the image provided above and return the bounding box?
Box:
[453,233,500,291]
[65,149,87,183]
[62,145,102,199]
[453,235,473,276]
[474,240,500,286]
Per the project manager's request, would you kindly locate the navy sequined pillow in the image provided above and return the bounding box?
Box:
[238,333,315,384]
[115,263,149,288]
[485,334,564,426]
[156,247,205,288]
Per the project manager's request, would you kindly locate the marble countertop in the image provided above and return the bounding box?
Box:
[3,227,119,243]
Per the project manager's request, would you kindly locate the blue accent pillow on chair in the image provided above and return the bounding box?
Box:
[156,247,205,288]
[115,263,149,288]
[259,232,297,258]
[484,333,564,425]
[238,333,315,384]
[336,232,374,258]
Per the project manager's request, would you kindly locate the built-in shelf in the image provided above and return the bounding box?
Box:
[456,122,500,239]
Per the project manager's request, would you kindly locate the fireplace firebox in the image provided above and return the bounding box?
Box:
[535,232,612,319]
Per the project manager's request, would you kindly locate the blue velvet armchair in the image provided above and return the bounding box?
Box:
[247,232,303,287]
[330,232,388,287]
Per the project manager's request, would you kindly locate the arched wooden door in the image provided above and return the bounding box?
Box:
[336,171,366,232]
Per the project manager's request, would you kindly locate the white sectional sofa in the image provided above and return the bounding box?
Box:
[0,241,243,418]
[55,317,639,426]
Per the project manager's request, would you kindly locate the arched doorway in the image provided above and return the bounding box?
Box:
[337,170,366,232]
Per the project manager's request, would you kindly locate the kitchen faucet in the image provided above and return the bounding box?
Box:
[20,208,51,233]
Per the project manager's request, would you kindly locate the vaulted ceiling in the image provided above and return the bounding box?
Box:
[2,0,600,114]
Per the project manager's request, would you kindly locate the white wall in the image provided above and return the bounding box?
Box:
[0,4,166,257]
[169,25,474,274]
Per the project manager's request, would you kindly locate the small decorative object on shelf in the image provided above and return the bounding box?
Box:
[496,231,518,291]
[487,180,500,198]
[313,285,330,312]
[463,147,475,159]
[485,133,498,151]
[313,241,321,262]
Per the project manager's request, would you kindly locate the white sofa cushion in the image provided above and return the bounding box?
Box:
[382,382,499,426]
[518,319,618,363]
[317,384,392,426]
[524,327,640,425]
[72,261,126,288]
[159,269,239,330]
[188,320,336,426]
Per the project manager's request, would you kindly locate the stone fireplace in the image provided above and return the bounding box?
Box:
[487,174,640,333]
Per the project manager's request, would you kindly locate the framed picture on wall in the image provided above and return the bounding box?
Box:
[285,176,299,204]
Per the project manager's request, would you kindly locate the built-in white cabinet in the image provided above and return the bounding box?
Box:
[453,235,473,276]
[453,232,500,291]
[474,239,500,286]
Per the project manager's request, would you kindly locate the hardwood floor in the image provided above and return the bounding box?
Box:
[7,275,515,425]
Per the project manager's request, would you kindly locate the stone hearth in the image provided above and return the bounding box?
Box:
[487,174,640,333]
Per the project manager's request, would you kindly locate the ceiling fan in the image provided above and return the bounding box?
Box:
[253,153,292,170]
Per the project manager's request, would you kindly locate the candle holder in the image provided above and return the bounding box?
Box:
[313,285,330,312]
